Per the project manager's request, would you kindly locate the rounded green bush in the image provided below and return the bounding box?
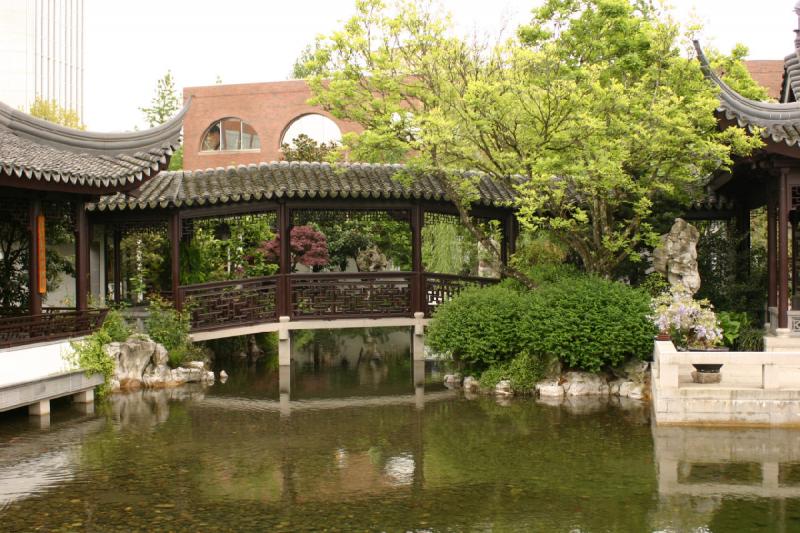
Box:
[427,284,526,370]
[521,276,655,372]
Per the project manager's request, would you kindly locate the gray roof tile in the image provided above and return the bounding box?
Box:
[91,161,516,212]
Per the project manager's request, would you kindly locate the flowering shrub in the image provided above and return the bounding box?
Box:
[651,287,722,349]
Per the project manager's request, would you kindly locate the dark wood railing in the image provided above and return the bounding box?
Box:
[0,308,109,349]
[179,275,279,332]
[289,272,413,319]
[178,271,499,331]
[424,273,499,316]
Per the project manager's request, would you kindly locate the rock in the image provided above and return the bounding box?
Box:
[608,379,624,396]
[462,376,480,392]
[495,380,513,396]
[187,361,205,370]
[107,338,157,390]
[220,370,228,380]
[563,372,609,396]
[622,359,649,384]
[152,344,169,367]
[653,218,701,294]
[535,379,565,398]
[443,373,462,386]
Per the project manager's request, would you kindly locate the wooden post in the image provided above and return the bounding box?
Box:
[278,201,291,317]
[502,212,517,267]
[28,199,42,316]
[793,217,798,300]
[113,228,122,305]
[735,203,751,281]
[75,201,90,311]
[411,203,424,316]
[768,184,777,309]
[779,170,790,329]
[168,211,182,310]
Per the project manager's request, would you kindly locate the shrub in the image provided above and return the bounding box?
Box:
[102,308,131,343]
[69,330,115,399]
[427,285,526,371]
[145,296,191,353]
[522,276,655,372]
[478,351,556,393]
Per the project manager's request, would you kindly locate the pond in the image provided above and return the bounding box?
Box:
[1,329,799,532]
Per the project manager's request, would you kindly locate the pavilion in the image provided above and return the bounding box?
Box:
[0,99,187,349]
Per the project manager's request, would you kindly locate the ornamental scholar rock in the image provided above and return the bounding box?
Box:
[105,336,214,392]
[653,218,701,294]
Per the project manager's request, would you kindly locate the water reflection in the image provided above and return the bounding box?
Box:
[1,331,800,531]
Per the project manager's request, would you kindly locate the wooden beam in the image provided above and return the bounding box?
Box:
[168,211,182,310]
[768,184,777,309]
[411,202,424,314]
[277,201,291,317]
[113,228,122,305]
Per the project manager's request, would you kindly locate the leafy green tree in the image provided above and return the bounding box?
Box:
[140,70,184,170]
[27,96,84,129]
[303,0,761,280]
[281,133,338,162]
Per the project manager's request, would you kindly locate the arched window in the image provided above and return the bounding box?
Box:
[201,118,260,152]
[281,114,342,147]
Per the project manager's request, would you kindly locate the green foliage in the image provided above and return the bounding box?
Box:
[717,311,746,348]
[427,285,527,370]
[68,311,133,398]
[168,145,183,170]
[640,272,670,298]
[510,231,568,272]
[522,275,655,372]
[140,70,181,127]
[306,0,762,281]
[478,351,555,393]
[735,326,765,352]
[281,134,338,162]
[27,96,84,129]
[145,296,191,355]
[102,308,131,343]
[167,343,207,368]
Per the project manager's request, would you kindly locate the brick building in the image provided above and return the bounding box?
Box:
[182,81,360,170]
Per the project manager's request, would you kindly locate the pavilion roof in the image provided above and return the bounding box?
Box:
[90,161,516,212]
[696,41,800,150]
[0,100,189,193]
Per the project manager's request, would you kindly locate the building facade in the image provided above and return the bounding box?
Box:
[182,81,361,170]
[0,0,84,119]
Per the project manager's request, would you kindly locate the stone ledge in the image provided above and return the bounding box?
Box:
[0,370,102,413]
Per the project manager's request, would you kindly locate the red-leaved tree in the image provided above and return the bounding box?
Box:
[259,225,330,271]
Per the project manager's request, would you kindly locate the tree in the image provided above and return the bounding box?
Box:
[302,0,761,280]
[27,97,84,129]
[281,133,338,162]
[290,43,322,79]
[259,226,330,271]
[140,70,183,170]
[140,70,181,127]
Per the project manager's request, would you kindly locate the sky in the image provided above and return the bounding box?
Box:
[84,0,799,131]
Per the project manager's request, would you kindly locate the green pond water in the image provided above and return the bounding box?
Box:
[1,328,800,532]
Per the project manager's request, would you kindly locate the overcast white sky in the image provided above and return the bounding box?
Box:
[84,0,799,131]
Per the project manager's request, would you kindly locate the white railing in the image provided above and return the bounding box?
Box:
[767,306,800,336]
[653,340,800,390]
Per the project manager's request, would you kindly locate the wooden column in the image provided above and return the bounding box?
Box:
[277,201,291,317]
[502,212,517,267]
[793,216,798,300]
[411,203,424,316]
[779,170,790,329]
[75,201,90,311]
[113,228,122,305]
[735,203,751,281]
[168,211,182,310]
[28,198,42,316]
[768,185,778,309]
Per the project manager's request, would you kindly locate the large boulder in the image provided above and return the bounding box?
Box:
[106,338,157,390]
[535,379,565,398]
[653,218,701,294]
[562,372,609,396]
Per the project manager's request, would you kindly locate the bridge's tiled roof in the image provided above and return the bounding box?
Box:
[0,100,189,191]
[696,41,800,150]
[90,161,516,211]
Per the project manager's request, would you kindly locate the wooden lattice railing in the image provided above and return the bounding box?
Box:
[289,272,413,319]
[179,275,279,332]
[178,271,500,331]
[0,308,109,349]
[424,273,499,316]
